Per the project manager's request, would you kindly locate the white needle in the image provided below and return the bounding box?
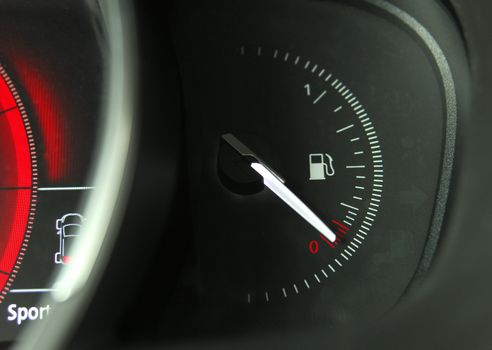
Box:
[250,162,336,242]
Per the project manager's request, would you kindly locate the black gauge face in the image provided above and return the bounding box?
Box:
[166,0,456,337]
[190,46,382,305]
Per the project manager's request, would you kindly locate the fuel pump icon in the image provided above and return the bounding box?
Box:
[309,153,335,180]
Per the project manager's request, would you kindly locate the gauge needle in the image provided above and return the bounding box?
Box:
[222,134,337,243]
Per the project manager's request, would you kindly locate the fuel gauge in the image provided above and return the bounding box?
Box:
[172,0,460,334]
[186,46,383,304]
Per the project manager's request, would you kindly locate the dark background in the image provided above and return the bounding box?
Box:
[71,0,492,349]
[1,0,490,349]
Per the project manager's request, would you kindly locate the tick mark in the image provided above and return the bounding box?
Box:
[336,124,354,134]
[313,90,327,104]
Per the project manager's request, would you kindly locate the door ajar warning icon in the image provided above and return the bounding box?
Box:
[54,213,86,265]
[309,153,335,180]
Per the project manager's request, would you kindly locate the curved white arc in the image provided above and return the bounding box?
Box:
[251,162,336,242]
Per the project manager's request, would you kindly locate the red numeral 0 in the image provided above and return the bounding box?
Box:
[309,240,319,254]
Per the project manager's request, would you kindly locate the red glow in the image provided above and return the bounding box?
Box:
[11,56,68,182]
[0,274,7,288]
[0,190,31,273]
[0,65,34,302]
[0,110,19,188]
[6,109,32,187]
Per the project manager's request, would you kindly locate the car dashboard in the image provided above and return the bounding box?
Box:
[1,1,492,349]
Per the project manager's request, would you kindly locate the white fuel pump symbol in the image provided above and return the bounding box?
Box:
[309,153,335,180]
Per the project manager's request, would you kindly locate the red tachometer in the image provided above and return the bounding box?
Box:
[0,64,37,303]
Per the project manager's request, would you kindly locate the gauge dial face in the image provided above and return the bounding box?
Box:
[0,64,37,302]
[190,46,383,304]
[170,0,453,334]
